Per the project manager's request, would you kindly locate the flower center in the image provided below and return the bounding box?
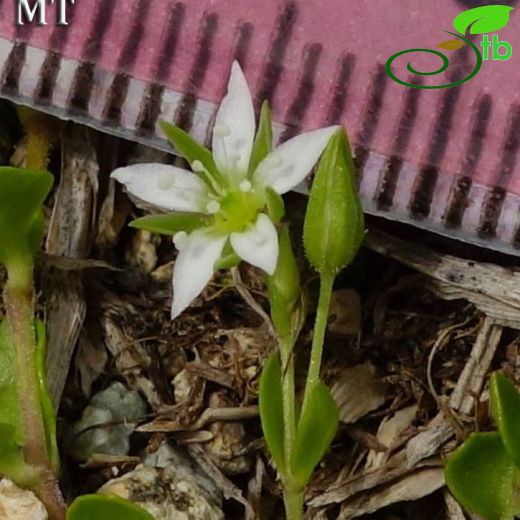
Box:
[213,189,264,233]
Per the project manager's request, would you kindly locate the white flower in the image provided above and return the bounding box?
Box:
[111,61,339,318]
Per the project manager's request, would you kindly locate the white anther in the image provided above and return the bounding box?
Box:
[239,180,252,192]
[206,201,220,214]
[192,160,205,172]
[213,124,231,137]
[173,231,188,250]
[157,171,176,190]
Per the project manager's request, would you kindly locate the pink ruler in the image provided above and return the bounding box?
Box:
[0,0,519,254]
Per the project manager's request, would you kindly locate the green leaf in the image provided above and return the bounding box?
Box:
[0,423,37,485]
[0,319,39,484]
[35,320,58,471]
[453,5,514,35]
[303,129,364,275]
[249,101,273,175]
[290,381,339,488]
[67,494,155,520]
[130,213,211,236]
[259,353,285,475]
[267,225,302,340]
[0,320,22,444]
[265,187,285,223]
[445,432,518,520]
[0,319,58,475]
[0,167,53,278]
[490,372,520,469]
[159,121,221,184]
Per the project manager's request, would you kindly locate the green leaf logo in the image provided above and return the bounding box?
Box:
[453,5,514,35]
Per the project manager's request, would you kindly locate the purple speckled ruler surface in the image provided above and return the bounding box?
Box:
[0,0,519,254]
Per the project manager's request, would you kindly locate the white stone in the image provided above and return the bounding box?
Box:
[0,479,48,520]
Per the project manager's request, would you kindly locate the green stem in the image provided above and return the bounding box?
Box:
[4,272,65,520]
[283,488,304,520]
[280,336,304,519]
[301,272,334,417]
[280,337,296,472]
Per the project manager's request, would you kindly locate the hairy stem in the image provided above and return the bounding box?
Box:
[4,279,65,519]
[301,272,334,416]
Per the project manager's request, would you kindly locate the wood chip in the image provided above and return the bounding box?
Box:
[44,124,98,407]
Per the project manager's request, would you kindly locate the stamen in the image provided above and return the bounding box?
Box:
[213,124,231,137]
[239,180,252,192]
[206,201,221,214]
[173,231,188,250]
[157,171,176,190]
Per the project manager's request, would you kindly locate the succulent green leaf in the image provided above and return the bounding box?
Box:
[490,372,520,469]
[0,321,39,485]
[445,432,518,520]
[259,353,285,475]
[0,319,58,474]
[67,494,155,520]
[35,320,58,471]
[0,167,53,278]
[453,6,514,35]
[0,320,22,444]
[130,213,211,236]
[265,186,285,223]
[0,423,37,485]
[249,101,273,176]
[159,121,222,185]
[303,129,364,275]
[267,225,301,340]
[291,381,339,488]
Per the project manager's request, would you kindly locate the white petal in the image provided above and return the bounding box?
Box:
[111,163,211,213]
[230,214,278,275]
[212,61,255,181]
[171,230,227,318]
[253,126,340,194]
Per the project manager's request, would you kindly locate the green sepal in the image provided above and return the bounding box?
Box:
[265,187,285,223]
[453,5,513,35]
[259,353,285,475]
[159,121,222,186]
[35,320,58,471]
[249,101,273,176]
[303,129,364,275]
[214,253,241,271]
[445,432,520,520]
[67,494,155,520]
[130,213,211,236]
[0,167,53,281]
[490,372,520,469]
[290,381,338,489]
